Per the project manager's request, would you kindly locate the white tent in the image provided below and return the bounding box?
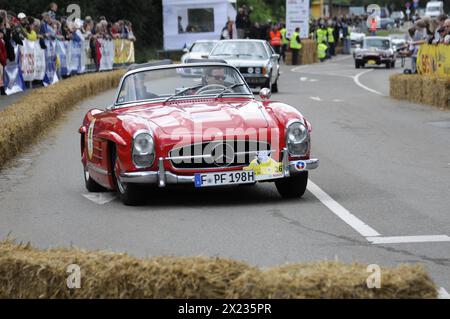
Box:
[163,0,237,50]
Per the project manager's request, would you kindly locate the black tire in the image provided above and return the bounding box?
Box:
[272,75,279,93]
[275,172,308,199]
[83,164,106,192]
[386,63,391,69]
[111,145,142,206]
[391,60,395,68]
[264,72,273,91]
[355,61,361,69]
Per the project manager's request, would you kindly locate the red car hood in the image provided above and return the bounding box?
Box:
[121,99,269,135]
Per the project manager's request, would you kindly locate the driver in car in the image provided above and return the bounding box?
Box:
[205,67,227,86]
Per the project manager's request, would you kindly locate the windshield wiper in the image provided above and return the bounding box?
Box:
[163,85,203,103]
[215,83,246,98]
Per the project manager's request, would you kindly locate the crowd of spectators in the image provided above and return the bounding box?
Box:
[0,2,137,95]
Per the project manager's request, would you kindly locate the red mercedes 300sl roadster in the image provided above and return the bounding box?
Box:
[79,62,319,205]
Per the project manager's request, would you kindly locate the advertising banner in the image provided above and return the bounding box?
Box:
[43,39,59,86]
[286,0,310,39]
[99,39,115,71]
[20,40,36,82]
[417,45,450,76]
[4,45,26,95]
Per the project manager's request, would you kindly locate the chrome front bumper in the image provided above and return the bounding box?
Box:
[120,149,319,188]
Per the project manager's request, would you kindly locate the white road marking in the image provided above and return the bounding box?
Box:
[353,69,384,96]
[367,235,450,245]
[309,96,322,101]
[333,99,344,102]
[292,61,386,96]
[300,77,319,82]
[308,180,450,244]
[307,180,381,237]
[438,287,450,299]
[82,193,116,205]
[291,55,352,72]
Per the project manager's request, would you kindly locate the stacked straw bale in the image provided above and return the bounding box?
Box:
[0,241,437,299]
[0,70,125,170]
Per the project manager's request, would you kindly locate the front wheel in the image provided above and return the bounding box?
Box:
[275,172,308,199]
[272,76,279,93]
[355,61,361,69]
[83,164,106,192]
[264,75,273,91]
[112,146,142,206]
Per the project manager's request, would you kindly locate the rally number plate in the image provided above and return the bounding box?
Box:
[194,171,255,188]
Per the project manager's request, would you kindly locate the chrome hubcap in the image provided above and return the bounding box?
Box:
[114,160,127,194]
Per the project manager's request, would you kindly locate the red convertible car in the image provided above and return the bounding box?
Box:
[79,62,319,205]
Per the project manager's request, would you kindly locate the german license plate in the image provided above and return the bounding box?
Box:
[368,60,376,65]
[194,171,255,188]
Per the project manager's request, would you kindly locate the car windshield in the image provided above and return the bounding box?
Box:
[210,41,269,60]
[191,42,216,53]
[427,6,440,12]
[364,39,391,49]
[116,65,251,105]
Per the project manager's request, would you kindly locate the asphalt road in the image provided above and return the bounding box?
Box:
[1,55,449,296]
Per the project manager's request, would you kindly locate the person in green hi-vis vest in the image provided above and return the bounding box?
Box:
[318,41,327,62]
[327,21,335,57]
[280,24,290,63]
[290,27,302,65]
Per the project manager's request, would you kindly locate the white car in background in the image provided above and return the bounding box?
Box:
[350,32,365,46]
[181,40,218,63]
[425,1,444,18]
[389,34,408,51]
[208,40,280,93]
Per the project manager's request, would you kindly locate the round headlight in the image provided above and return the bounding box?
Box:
[132,132,155,168]
[134,133,154,154]
[255,67,261,74]
[286,122,309,156]
[247,67,254,74]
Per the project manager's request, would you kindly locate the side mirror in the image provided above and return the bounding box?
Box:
[183,48,189,53]
[259,88,271,100]
[355,44,361,49]
[273,54,280,61]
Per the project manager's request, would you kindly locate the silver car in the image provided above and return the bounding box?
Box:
[181,40,218,63]
[208,40,280,93]
[353,36,396,69]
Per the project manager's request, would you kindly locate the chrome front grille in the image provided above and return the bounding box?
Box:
[169,140,271,170]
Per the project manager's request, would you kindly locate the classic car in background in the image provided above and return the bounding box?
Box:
[353,36,396,69]
[180,40,218,64]
[79,62,318,205]
[207,39,281,93]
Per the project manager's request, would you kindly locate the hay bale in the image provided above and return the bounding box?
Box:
[0,241,253,299]
[390,74,408,100]
[0,241,438,299]
[227,262,437,299]
[389,74,450,110]
[435,76,450,109]
[0,70,125,170]
[421,76,437,107]
[285,39,317,65]
[300,39,318,65]
[407,75,424,104]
